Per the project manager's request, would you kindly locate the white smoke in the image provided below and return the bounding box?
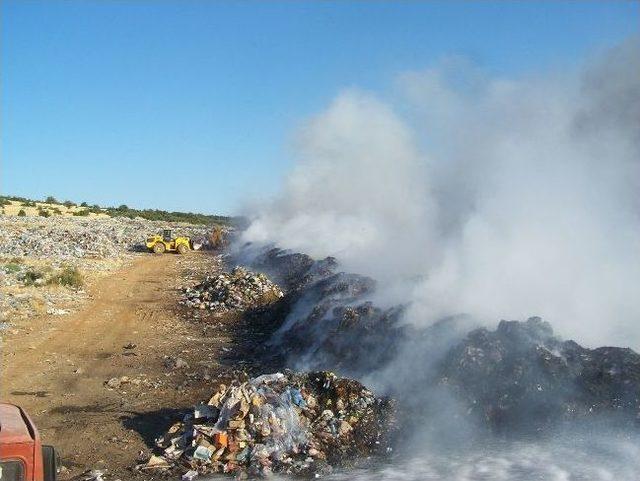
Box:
[242,38,640,349]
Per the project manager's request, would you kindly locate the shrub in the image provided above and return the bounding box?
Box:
[52,207,62,215]
[3,263,22,274]
[23,270,45,286]
[73,209,90,217]
[63,200,75,208]
[17,209,27,216]
[80,202,88,207]
[38,208,51,218]
[48,267,84,288]
[45,196,58,204]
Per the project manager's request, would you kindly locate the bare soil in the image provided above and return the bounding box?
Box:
[1,251,278,480]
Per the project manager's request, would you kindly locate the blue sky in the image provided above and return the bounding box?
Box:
[2,1,638,215]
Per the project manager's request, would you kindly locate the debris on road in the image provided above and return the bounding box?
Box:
[182,266,283,313]
[142,371,396,477]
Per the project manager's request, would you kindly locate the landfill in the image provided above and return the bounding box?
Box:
[0,215,212,259]
[182,266,284,313]
[142,371,396,477]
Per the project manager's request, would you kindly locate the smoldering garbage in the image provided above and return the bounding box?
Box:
[141,371,396,478]
[438,316,640,432]
[182,266,284,313]
[237,246,640,435]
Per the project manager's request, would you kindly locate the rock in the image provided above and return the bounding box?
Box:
[105,377,121,389]
[164,356,189,370]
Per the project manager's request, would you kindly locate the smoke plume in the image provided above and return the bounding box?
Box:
[242,38,640,349]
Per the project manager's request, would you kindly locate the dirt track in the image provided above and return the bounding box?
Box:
[1,252,239,479]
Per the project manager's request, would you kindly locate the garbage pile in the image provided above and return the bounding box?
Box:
[182,266,284,313]
[142,371,396,477]
[247,247,338,291]
[0,216,210,259]
[243,245,405,377]
[438,316,640,433]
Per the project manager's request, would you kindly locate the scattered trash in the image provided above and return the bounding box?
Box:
[76,469,106,481]
[47,307,69,316]
[141,454,171,471]
[181,470,199,481]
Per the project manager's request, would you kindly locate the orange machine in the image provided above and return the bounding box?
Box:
[0,403,57,481]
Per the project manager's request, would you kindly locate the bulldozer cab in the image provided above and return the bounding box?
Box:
[162,229,172,242]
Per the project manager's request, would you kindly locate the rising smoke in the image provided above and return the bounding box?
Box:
[242,38,640,349]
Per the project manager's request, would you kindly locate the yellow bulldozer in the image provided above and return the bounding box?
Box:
[146,229,191,254]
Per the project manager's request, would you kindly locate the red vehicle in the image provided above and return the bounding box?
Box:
[0,403,57,481]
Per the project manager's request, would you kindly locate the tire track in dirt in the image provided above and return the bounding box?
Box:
[1,252,221,478]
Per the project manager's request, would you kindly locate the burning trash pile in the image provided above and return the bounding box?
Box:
[438,316,640,433]
[241,246,640,436]
[182,266,284,313]
[142,371,396,478]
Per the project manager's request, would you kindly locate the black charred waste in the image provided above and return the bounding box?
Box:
[237,247,640,437]
[439,317,640,433]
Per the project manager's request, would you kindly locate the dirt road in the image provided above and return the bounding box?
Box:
[1,252,234,479]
